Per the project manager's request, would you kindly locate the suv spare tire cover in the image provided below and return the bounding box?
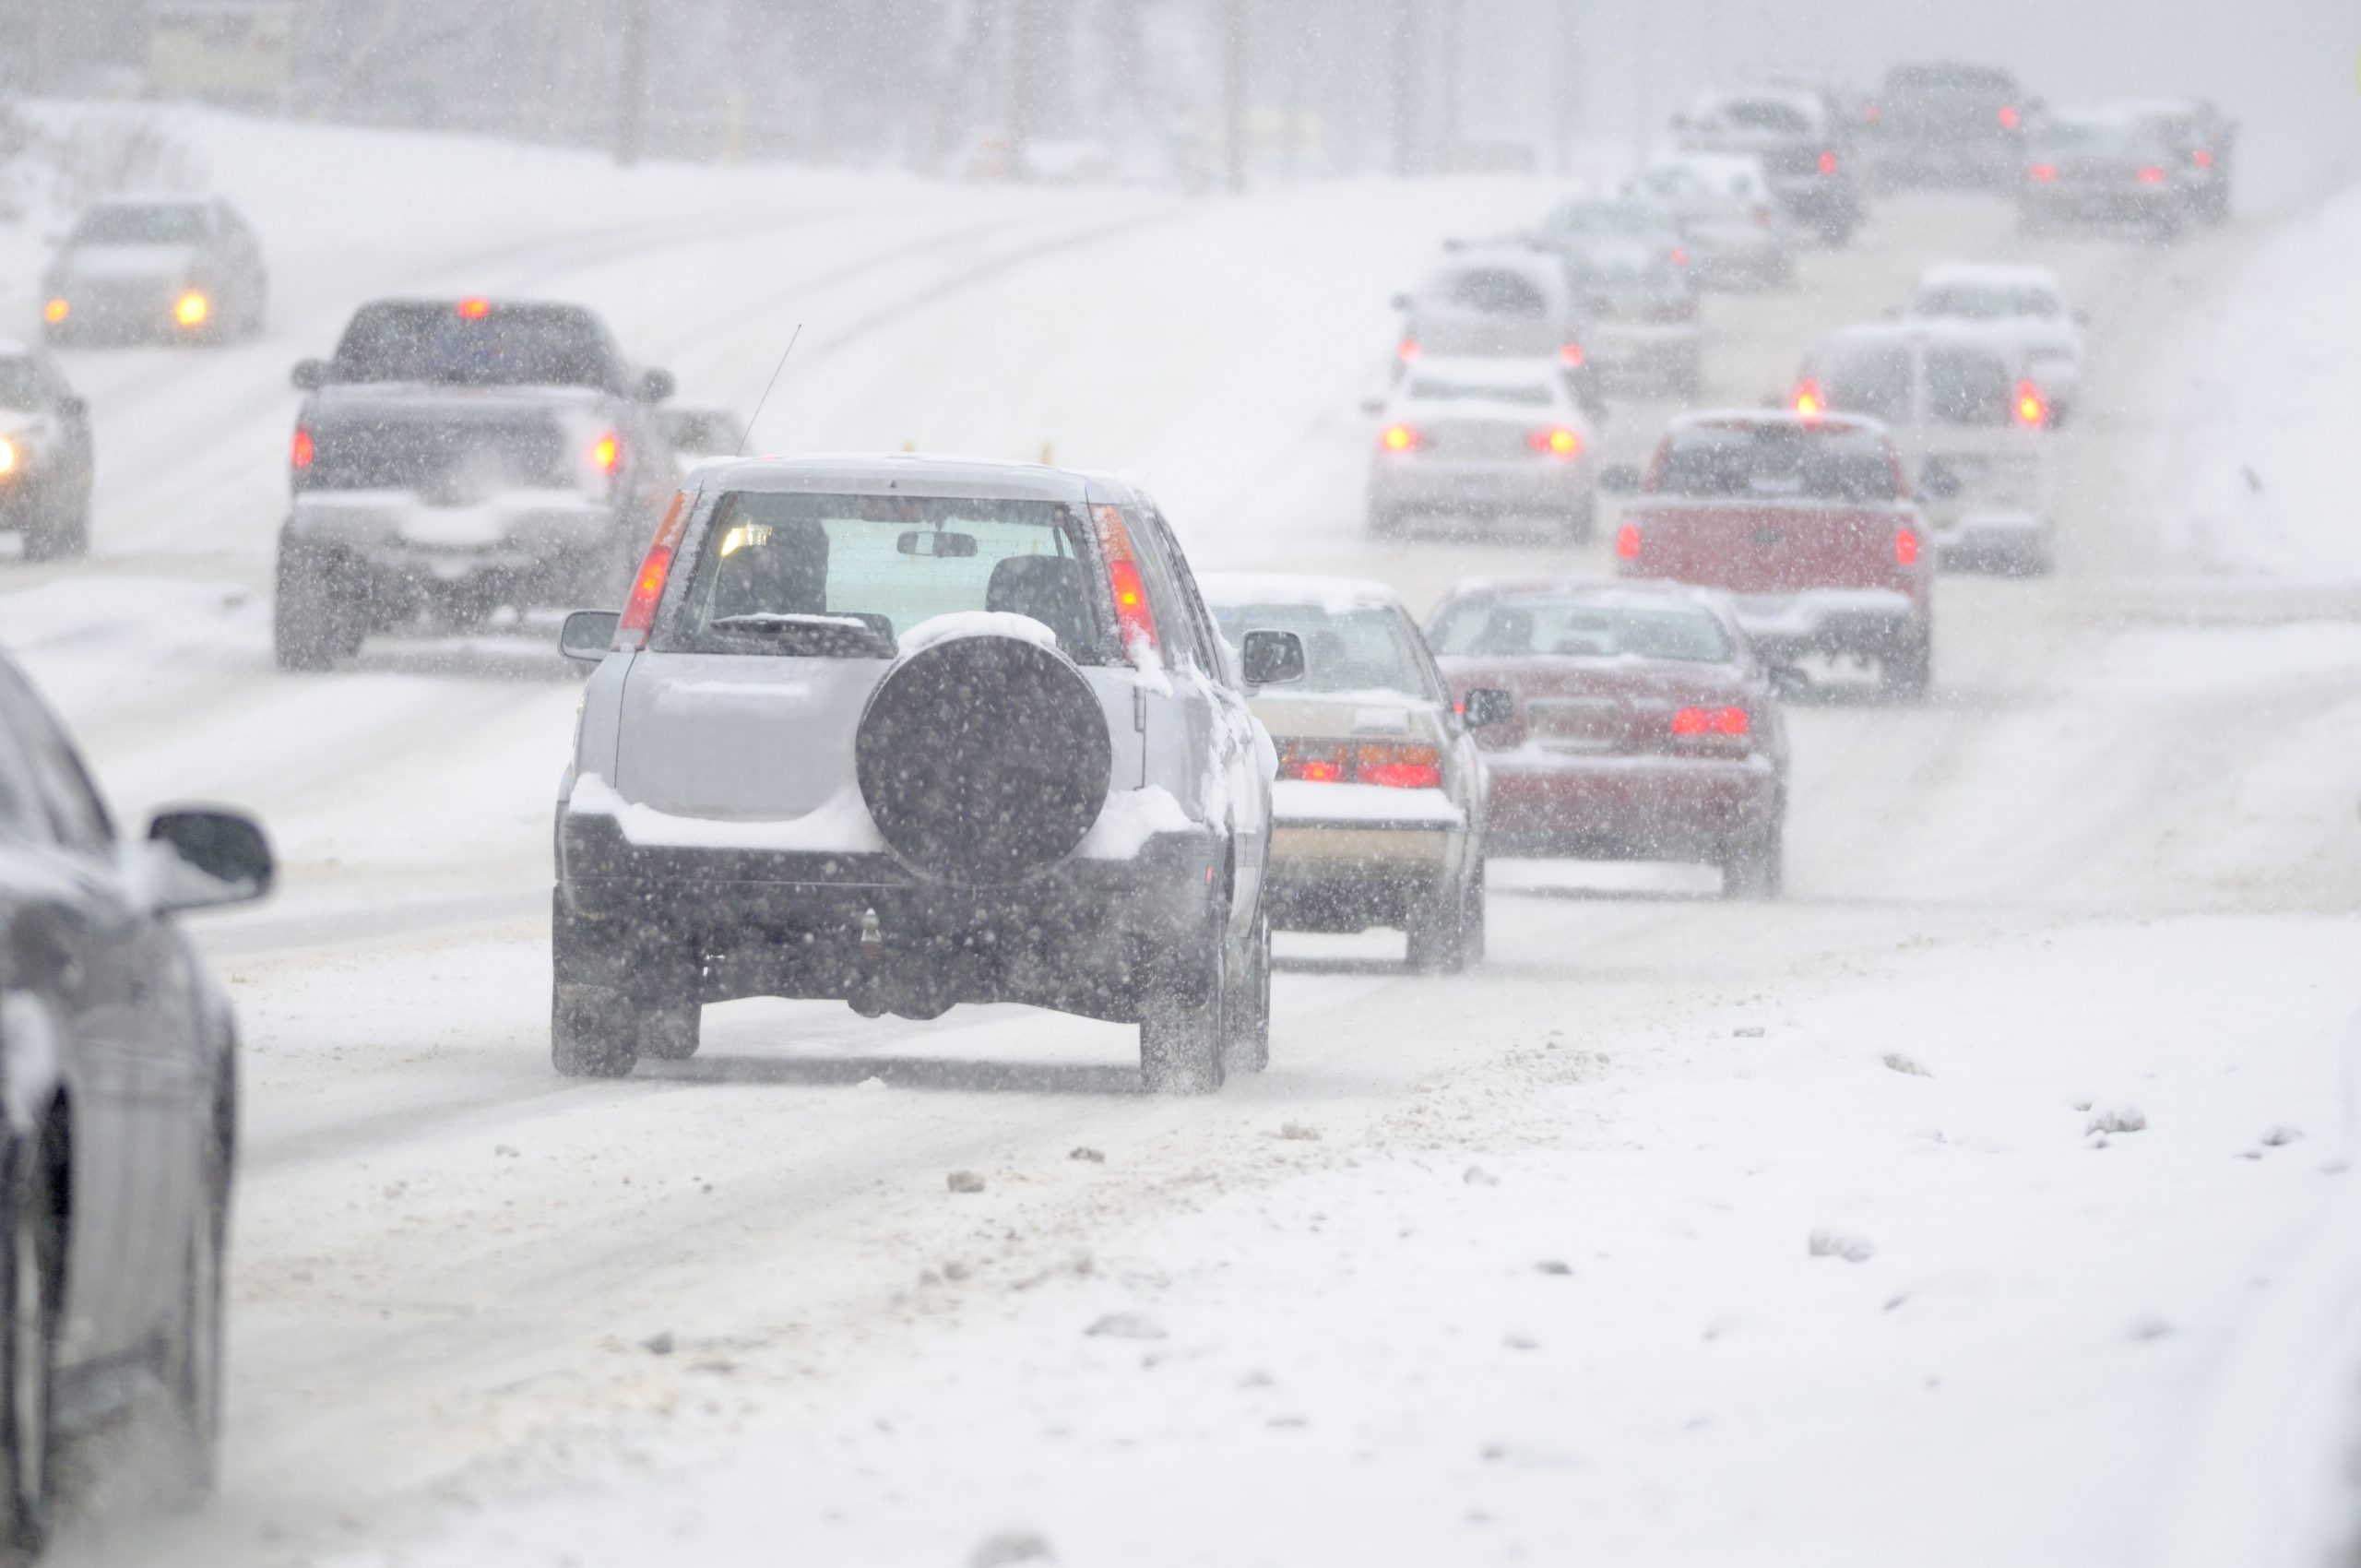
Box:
[857,633,1113,884]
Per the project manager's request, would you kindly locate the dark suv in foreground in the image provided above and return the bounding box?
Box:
[273,298,680,670]
[551,456,1303,1093]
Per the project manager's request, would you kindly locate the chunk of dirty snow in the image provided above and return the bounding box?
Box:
[1278,1123,1322,1141]
[1536,1260,1573,1276]
[2260,1123,2305,1146]
[1504,1332,1539,1350]
[968,1529,1056,1567]
[1084,1312,1166,1341]
[2129,1315,2175,1342]
[1882,1052,1932,1077]
[947,1170,986,1194]
[1808,1229,1875,1263]
[1733,1026,1766,1039]
[2088,1104,2148,1134]
[641,1331,675,1356]
[1069,1146,1105,1163]
[1465,1166,1501,1187]
[898,610,1061,656]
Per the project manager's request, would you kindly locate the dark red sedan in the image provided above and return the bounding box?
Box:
[1429,577,1790,897]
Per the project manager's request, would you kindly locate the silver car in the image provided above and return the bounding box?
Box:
[41,195,267,345]
[552,456,1300,1094]
[1367,356,1599,540]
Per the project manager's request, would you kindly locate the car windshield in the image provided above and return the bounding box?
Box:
[669,493,1101,659]
[2037,120,2162,156]
[1437,268,1550,316]
[1430,599,1733,662]
[1540,203,1668,239]
[1814,342,1914,423]
[330,303,618,388]
[1914,283,2061,319]
[1655,424,1899,502]
[1404,378,1555,406]
[0,360,47,411]
[70,203,208,245]
[1208,603,1430,697]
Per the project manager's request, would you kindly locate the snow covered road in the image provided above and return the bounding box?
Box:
[3,113,2358,1565]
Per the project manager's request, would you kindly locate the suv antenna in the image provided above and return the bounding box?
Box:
[738,324,803,456]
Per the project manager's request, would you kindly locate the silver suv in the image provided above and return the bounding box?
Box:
[552,456,1304,1093]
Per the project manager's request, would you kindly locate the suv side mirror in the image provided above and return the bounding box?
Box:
[1461,688,1514,729]
[1598,464,1643,495]
[139,808,274,913]
[635,367,677,404]
[1240,629,1306,687]
[291,358,328,391]
[560,608,621,661]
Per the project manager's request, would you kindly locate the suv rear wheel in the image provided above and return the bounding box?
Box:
[1140,937,1228,1095]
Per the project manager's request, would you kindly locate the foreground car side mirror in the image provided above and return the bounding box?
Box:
[1240,629,1306,687]
[138,809,274,914]
[1598,464,1643,495]
[561,609,622,662]
[1461,688,1514,729]
[291,358,328,391]
[636,367,678,404]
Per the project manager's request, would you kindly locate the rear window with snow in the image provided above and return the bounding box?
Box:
[1654,423,1900,502]
[329,302,623,389]
[1913,283,2062,320]
[1430,599,1733,663]
[665,493,1103,660]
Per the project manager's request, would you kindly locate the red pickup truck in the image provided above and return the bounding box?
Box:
[1610,411,1934,696]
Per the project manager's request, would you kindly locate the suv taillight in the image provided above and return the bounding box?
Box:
[291,426,314,470]
[1090,504,1159,663]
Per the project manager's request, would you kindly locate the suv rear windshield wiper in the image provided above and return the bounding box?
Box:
[706,612,896,658]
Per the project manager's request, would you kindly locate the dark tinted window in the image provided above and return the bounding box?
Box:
[1716,101,1813,135]
[1814,343,1912,423]
[70,203,208,245]
[1655,424,1899,503]
[1925,347,2014,425]
[1442,269,1548,316]
[330,303,621,389]
[0,713,45,843]
[1430,600,1733,663]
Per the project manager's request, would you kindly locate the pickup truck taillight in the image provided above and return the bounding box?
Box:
[1895,527,1921,566]
[291,427,314,470]
[1616,523,1642,560]
[1380,424,1424,453]
[2014,381,2048,426]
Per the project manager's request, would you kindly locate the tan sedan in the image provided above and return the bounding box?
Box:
[1202,573,1507,972]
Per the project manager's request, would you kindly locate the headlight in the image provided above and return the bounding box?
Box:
[42,298,68,325]
[0,439,16,475]
[174,291,210,328]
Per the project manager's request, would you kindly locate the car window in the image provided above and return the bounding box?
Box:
[1655,424,1900,503]
[1209,603,1436,699]
[1925,346,2014,425]
[0,666,114,853]
[1813,342,1913,423]
[1404,378,1556,407]
[1915,283,2060,320]
[1430,600,1734,663]
[70,203,209,245]
[666,492,1105,660]
[1440,269,1549,316]
[1714,101,1813,136]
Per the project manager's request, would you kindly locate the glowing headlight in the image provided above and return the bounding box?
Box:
[0,440,16,476]
[42,298,68,325]
[174,291,210,328]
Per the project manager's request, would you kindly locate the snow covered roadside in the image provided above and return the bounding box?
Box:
[316,913,2358,1568]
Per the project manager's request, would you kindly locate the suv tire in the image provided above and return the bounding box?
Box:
[1881,632,1932,701]
[1140,939,1227,1095]
[1221,912,1272,1076]
[0,1140,59,1557]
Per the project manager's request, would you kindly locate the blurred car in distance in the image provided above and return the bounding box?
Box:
[271,297,682,670]
[1429,576,1789,897]
[2019,108,2190,239]
[1795,322,2056,575]
[0,649,275,1554]
[1674,85,1863,244]
[1903,262,2086,422]
[41,196,267,345]
[2100,96,2236,222]
[1528,199,1703,398]
[1861,62,2031,191]
[1394,243,1603,415]
[1605,410,1934,696]
[1367,356,1598,540]
[1202,574,1500,972]
[1625,153,1795,290]
[658,405,746,478]
[0,343,94,562]
[552,456,1301,1094]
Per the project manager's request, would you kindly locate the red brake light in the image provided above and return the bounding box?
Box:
[1091,504,1160,662]
[1359,754,1442,790]
[457,297,492,319]
[2193,148,2214,168]
[1397,338,1420,361]
[1671,706,1749,739]
[1863,101,1883,124]
[1560,341,1584,367]
[1615,523,1641,560]
[290,426,314,469]
[616,492,691,647]
[1527,427,1582,457]
[1818,148,1838,175]
[1280,740,1438,788]
[2029,162,2057,182]
[593,434,621,473]
[2137,165,2166,185]
[1381,423,1421,453]
[1998,104,2021,129]
[1793,380,1823,419]
[1895,527,1921,566]
[2014,380,2047,427]
[1667,245,1690,267]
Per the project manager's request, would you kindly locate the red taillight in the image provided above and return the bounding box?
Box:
[1397,338,1420,361]
[1380,423,1422,453]
[1895,527,1920,566]
[2193,148,2214,169]
[1667,245,1690,267]
[2029,162,2057,182]
[1671,706,1749,738]
[1750,203,1774,227]
[1360,756,1443,790]
[1793,380,1824,419]
[593,434,621,473]
[1560,341,1585,367]
[290,426,314,469]
[1279,740,1439,788]
[1615,523,1641,560]
[616,492,691,648]
[1818,148,1839,175]
[457,296,492,319]
[1091,504,1160,662]
[1998,104,2021,129]
[1527,427,1582,457]
[2014,380,2047,427]
[2137,165,2166,185]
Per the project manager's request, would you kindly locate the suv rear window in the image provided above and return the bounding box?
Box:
[667,493,1103,659]
[1430,600,1732,663]
[330,303,620,389]
[1655,424,1899,503]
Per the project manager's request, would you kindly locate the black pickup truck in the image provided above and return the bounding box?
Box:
[271,298,681,670]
